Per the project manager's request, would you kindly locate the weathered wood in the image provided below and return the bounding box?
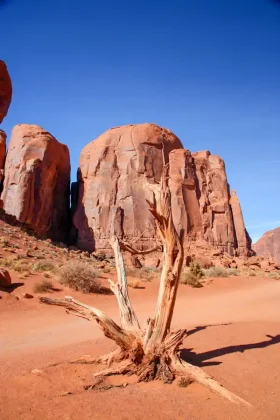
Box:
[144,169,184,350]
[109,236,141,332]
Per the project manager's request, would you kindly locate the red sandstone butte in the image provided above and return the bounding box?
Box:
[254,227,280,264]
[0,124,70,241]
[192,150,236,254]
[73,123,252,256]
[0,130,6,181]
[73,123,183,252]
[0,61,12,123]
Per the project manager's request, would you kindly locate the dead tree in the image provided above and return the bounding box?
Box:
[40,167,251,406]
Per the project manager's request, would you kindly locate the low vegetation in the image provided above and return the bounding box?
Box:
[59,261,101,293]
[33,280,54,293]
[203,266,229,278]
[267,271,280,280]
[32,260,58,273]
[127,279,141,288]
[126,266,160,281]
[180,269,203,288]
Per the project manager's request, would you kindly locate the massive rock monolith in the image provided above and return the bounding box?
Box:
[253,227,280,264]
[0,61,12,123]
[0,124,70,241]
[73,124,183,252]
[73,123,252,256]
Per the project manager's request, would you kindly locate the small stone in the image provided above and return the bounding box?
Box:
[22,293,34,299]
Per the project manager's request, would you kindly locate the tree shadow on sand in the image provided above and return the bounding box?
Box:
[181,324,280,368]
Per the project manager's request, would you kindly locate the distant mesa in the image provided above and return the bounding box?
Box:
[253,227,280,264]
[0,60,12,124]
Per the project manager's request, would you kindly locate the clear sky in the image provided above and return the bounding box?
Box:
[1,0,280,243]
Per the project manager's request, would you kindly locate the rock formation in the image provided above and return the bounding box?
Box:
[0,61,12,123]
[0,130,6,182]
[253,227,280,264]
[0,124,70,241]
[73,123,183,252]
[230,190,251,253]
[73,123,252,256]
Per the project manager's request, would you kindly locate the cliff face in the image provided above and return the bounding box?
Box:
[0,125,71,241]
[253,227,280,264]
[0,61,12,124]
[73,123,252,255]
[73,124,183,252]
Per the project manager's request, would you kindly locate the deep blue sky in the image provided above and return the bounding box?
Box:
[1,0,280,242]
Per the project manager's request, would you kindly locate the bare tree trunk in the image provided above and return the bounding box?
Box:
[40,166,251,407]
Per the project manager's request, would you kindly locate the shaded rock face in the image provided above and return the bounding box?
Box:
[253,227,280,264]
[73,124,183,252]
[192,151,235,253]
[169,149,202,238]
[230,190,252,253]
[0,61,12,123]
[0,130,6,183]
[73,123,252,256]
[0,125,70,241]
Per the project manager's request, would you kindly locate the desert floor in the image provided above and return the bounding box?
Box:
[1,274,280,420]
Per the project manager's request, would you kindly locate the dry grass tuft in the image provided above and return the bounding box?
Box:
[180,269,203,288]
[33,280,54,293]
[59,261,101,293]
[32,260,58,273]
[127,279,141,289]
[203,266,229,278]
[126,266,159,282]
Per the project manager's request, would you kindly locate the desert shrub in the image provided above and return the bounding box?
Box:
[203,266,229,278]
[43,272,52,278]
[0,237,10,247]
[12,259,32,273]
[34,280,54,293]
[180,269,203,288]
[249,270,257,277]
[140,267,159,281]
[103,266,111,273]
[32,260,58,273]
[267,272,280,280]
[59,261,101,293]
[126,266,159,281]
[227,268,240,276]
[128,279,140,288]
[190,262,203,279]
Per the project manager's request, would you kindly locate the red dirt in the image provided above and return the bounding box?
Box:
[1,274,280,420]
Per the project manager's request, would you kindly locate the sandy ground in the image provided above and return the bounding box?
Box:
[1,275,280,420]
